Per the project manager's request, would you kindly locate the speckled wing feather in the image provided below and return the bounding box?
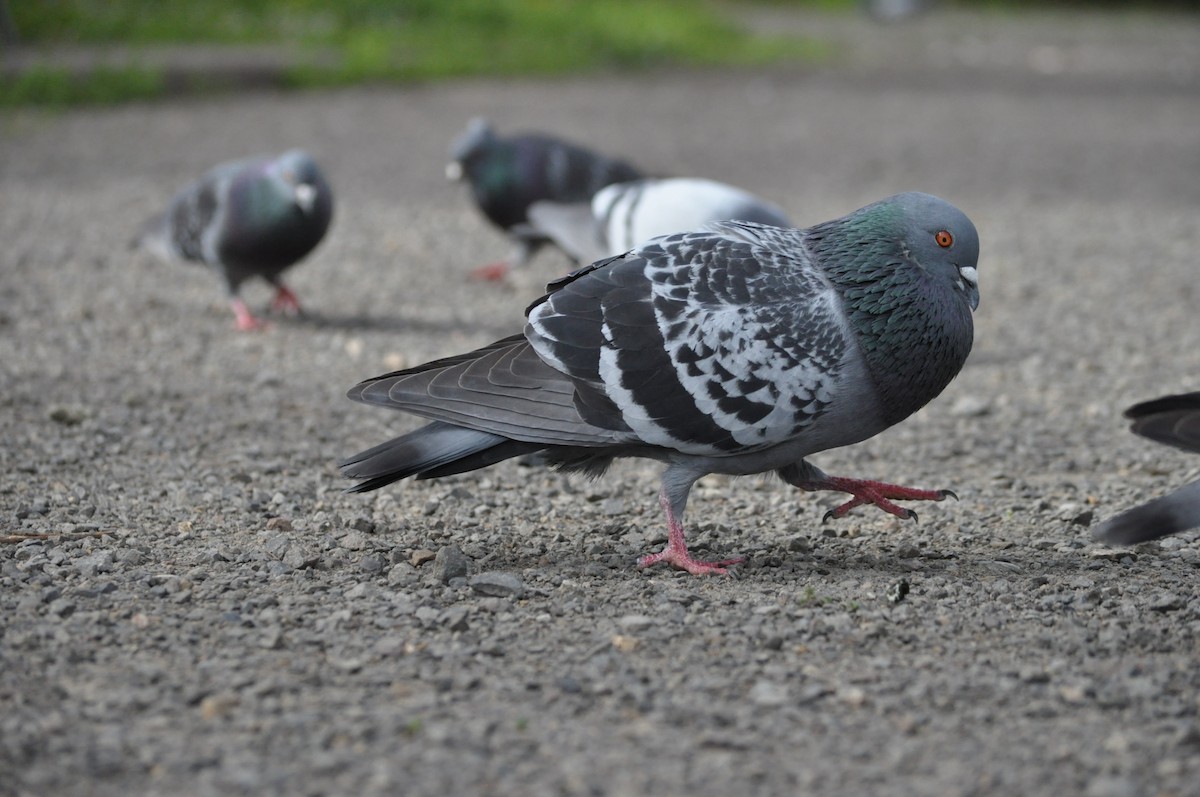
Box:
[527,221,847,457]
[166,171,224,262]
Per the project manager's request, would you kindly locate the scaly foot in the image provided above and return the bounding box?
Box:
[637,488,743,575]
[809,476,957,523]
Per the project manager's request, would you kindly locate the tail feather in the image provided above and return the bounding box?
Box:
[1093,480,1200,545]
[1126,392,1200,454]
[339,421,532,492]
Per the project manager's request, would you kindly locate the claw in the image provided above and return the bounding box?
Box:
[793,475,954,524]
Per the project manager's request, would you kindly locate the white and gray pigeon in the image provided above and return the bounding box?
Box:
[1093,393,1200,545]
[526,177,792,266]
[135,149,334,331]
[340,192,980,575]
[446,117,644,281]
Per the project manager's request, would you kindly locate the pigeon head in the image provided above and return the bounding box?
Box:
[446,117,495,181]
[271,150,330,217]
[220,151,333,271]
[806,192,980,425]
[887,191,980,311]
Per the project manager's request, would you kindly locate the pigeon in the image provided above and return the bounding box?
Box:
[340,192,980,575]
[445,117,644,281]
[135,149,334,331]
[527,177,792,266]
[1092,393,1200,545]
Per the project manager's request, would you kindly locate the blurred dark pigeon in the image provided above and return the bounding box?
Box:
[446,117,644,281]
[1093,393,1200,545]
[527,177,792,265]
[340,192,980,575]
[135,149,333,331]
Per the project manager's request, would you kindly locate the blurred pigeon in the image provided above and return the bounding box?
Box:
[341,192,980,575]
[446,117,644,281]
[135,149,333,331]
[527,177,792,265]
[1093,393,1200,545]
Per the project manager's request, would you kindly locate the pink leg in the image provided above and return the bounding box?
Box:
[799,475,957,523]
[469,261,512,282]
[270,283,302,315]
[231,298,268,331]
[637,488,744,576]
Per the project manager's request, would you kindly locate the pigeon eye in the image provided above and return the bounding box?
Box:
[935,230,953,248]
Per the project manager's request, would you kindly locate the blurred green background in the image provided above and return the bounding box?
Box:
[2,0,1195,107]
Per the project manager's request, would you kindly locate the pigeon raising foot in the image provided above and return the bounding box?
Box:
[341,192,980,576]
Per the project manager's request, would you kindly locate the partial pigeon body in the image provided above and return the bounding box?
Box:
[136,149,333,330]
[341,192,981,575]
[1093,393,1200,545]
[527,177,792,265]
[446,118,644,281]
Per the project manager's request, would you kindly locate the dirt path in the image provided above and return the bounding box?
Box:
[2,8,1199,797]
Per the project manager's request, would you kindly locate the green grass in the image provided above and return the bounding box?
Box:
[4,0,829,107]
[2,66,166,107]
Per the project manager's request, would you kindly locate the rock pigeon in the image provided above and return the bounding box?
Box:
[445,117,644,281]
[135,149,334,331]
[340,192,980,575]
[527,177,792,266]
[1093,393,1200,545]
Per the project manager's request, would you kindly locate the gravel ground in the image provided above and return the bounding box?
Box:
[3,9,1200,797]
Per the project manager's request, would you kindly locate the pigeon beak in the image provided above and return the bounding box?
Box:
[294,183,317,214]
[445,161,463,181]
[958,265,980,310]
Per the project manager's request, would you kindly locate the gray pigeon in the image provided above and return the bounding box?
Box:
[135,149,333,330]
[527,177,792,266]
[1093,393,1200,545]
[445,117,644,281]
[341,192,980,575]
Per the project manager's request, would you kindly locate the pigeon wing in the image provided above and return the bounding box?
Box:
[527,222,850,457]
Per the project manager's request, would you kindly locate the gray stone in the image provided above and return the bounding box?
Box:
[468,572,525,598]
[433,545,471,584]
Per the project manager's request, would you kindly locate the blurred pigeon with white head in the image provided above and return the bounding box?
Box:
[527,177,792,265]
[135,149,333,330]
[341,192,980,575]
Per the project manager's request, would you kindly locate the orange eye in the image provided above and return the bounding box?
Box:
[935,230,953,248]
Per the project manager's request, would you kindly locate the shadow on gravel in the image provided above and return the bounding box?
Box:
[288,310,511,338]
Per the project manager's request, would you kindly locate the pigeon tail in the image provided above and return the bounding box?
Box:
[340,421,539,492]
[1092,481,1200,545]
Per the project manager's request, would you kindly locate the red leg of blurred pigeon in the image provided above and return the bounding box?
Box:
[231,298,268,332]
[799,475,956,523]
[469,261,512,282]
[270,283,302,315]
[637,488,745,576]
